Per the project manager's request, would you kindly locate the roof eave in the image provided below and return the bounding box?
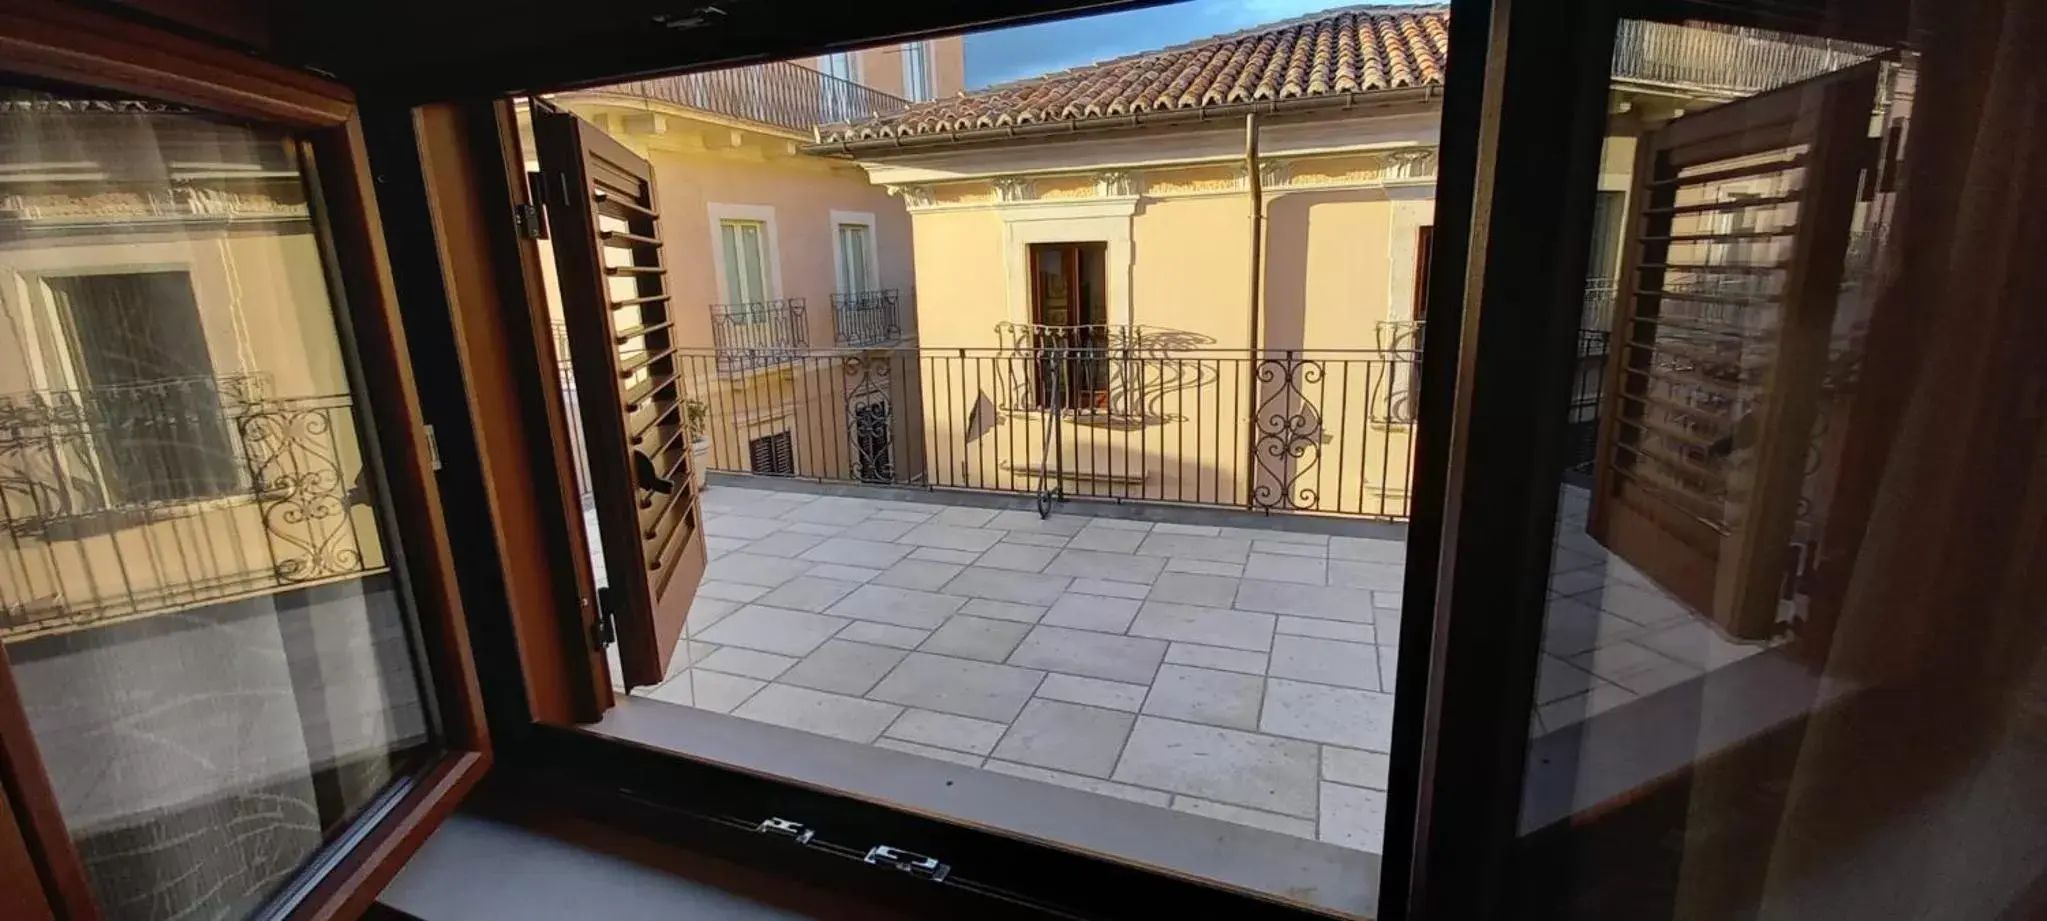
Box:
[800,85,1442,158]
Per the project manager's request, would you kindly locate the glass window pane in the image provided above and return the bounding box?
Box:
[0,79,435,919]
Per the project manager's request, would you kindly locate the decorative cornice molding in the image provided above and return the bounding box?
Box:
[885,183,933,208]
[1385,147,1437,181]
[992,176,1036,202]
[1095,170,1138,197]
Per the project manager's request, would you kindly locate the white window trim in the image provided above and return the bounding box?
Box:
[998,198,1136,331]
[901,41,934,102]
[706,203,784,304]
[829,209,881,296]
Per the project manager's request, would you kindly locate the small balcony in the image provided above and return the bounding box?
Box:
[831,288,903,346]
[588,61,911,137]
[710,298,809,373]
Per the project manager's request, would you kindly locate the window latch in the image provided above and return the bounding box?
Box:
[757,817,814,845]
[591,586,617,650]
[863,845,949,882]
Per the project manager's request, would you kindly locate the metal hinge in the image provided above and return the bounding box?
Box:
[512,201,546,240]
[757,817,814,845]
[591,585,617,650]
[864,845,949,882]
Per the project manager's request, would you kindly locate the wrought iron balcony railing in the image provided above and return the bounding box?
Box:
[832,289,903,346]
[587,61,911,136]
[1610,19,1877,96]
[711,298,809,372]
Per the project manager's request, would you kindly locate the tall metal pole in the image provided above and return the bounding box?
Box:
[1243,111,1264,509]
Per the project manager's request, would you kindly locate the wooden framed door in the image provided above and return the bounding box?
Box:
[532,102,707,689]
[1026,242,1109,410]
[1589,62,1879,640]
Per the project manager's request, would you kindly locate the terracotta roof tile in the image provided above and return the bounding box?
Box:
[817,4,1448,143]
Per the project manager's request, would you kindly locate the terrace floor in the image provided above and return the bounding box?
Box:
[603,479,1760,856]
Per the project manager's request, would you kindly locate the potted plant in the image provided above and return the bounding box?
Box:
[683,397,711,491]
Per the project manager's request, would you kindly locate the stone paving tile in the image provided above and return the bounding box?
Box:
[1041,594,1142,633]
[1378,645,1398,687]
[743,531,828,559]
[931,507,1001,528]
[1246,552,1327,585]
[646,669,764,713]
[999,531,1071,548]
[1044,548,1167,584]
[1034,673,1148,712]
[1141,664,1264,730]
[1164,642,1268,675]
[872,508,936,523]
[1065,528,1147,552]
[909,546,983,565]
[1276,616,1374,643]
[1547,566,1607,598]
[697,579,770,603]
[697,606,850,657]
[976,543,1058,572]
[1329,560,1405,591]
[1252,540,1327,558]
[734,683,903,743]
[854,519,919,542]
[1081,518,1153,532]
[992,699,1136,777]
[1329,536,1406,563]
[705,536,752,558]
[779,639,910,695]
[919,616,1033,662]
[705,515,787,539]
[781,499,878,526]
[1164,557,1246,577]
[871,559,965,591]
[942,567,1072,606]
[684,598,741,633]
[782,522,848,537]
[983,759,1170,807]
[835,621,931,650]
[1112,716,1319,818]
[1260,679,1394,751]
[1008,625,1167,684]
[1234,579,1372,622]
[754,576,862,613]
[1067,578,1150,600]
[802,537,914,569]
[885,708,1009,755]
[1573,581,1695,628]
[1539,596,1644,656]
[1322,746,1390,790]
[1153,522,1221,537]
[1171,796,1317,840]
[986,510,1087,535]
[867,652,1045,722]
[826,584,967,630]
[875,737,985,767]
[960,598,1047,623]
[1135,533,1252,564]
[1147,572,1241,608]
[1224,527,1325,545]
[1268,635,1381,691]
[1318,782,1387,852]
[705,553,815,587]
[805,563,882,583]
[695,647,798,681]
[1128,602,1275,652]
[1632,619,1761,670]
[898,523,1007,552]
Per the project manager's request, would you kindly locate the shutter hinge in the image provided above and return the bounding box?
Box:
[757,817,814,844]
[512,202,546,240]
[591,586,617,650]
[863,845,949,882]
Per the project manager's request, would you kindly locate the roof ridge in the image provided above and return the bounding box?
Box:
[965,3,1447,99]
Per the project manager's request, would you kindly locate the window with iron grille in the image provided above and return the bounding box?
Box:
[747,431,794,476]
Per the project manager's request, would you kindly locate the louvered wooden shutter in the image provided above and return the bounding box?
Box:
[533,102,705,689]
[1589,64,1877,640]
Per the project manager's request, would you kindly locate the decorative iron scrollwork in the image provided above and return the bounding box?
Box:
[1251,356,1326,512]
[240,400,369,583]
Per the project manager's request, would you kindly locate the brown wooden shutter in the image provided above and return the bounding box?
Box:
[1589,63,1878,640]
[533,102,705,689]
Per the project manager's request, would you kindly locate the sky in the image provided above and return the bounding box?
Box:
[963,0,1406,90]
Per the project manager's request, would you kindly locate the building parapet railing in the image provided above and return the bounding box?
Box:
[0,376,382,639]
[711,298,809,373]
[832,289,904,346]
[587,61,911,136]
[1610,19,1878,96]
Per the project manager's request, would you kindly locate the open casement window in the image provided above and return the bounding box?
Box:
[1589,62,1879,640]
[532,102,707,689]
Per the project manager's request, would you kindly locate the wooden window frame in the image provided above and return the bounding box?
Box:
[0,4,491,919]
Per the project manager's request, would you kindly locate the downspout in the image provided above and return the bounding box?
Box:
[1243,110,1264,510]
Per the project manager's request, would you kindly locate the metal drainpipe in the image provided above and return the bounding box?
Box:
[1243,110,1264,510]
